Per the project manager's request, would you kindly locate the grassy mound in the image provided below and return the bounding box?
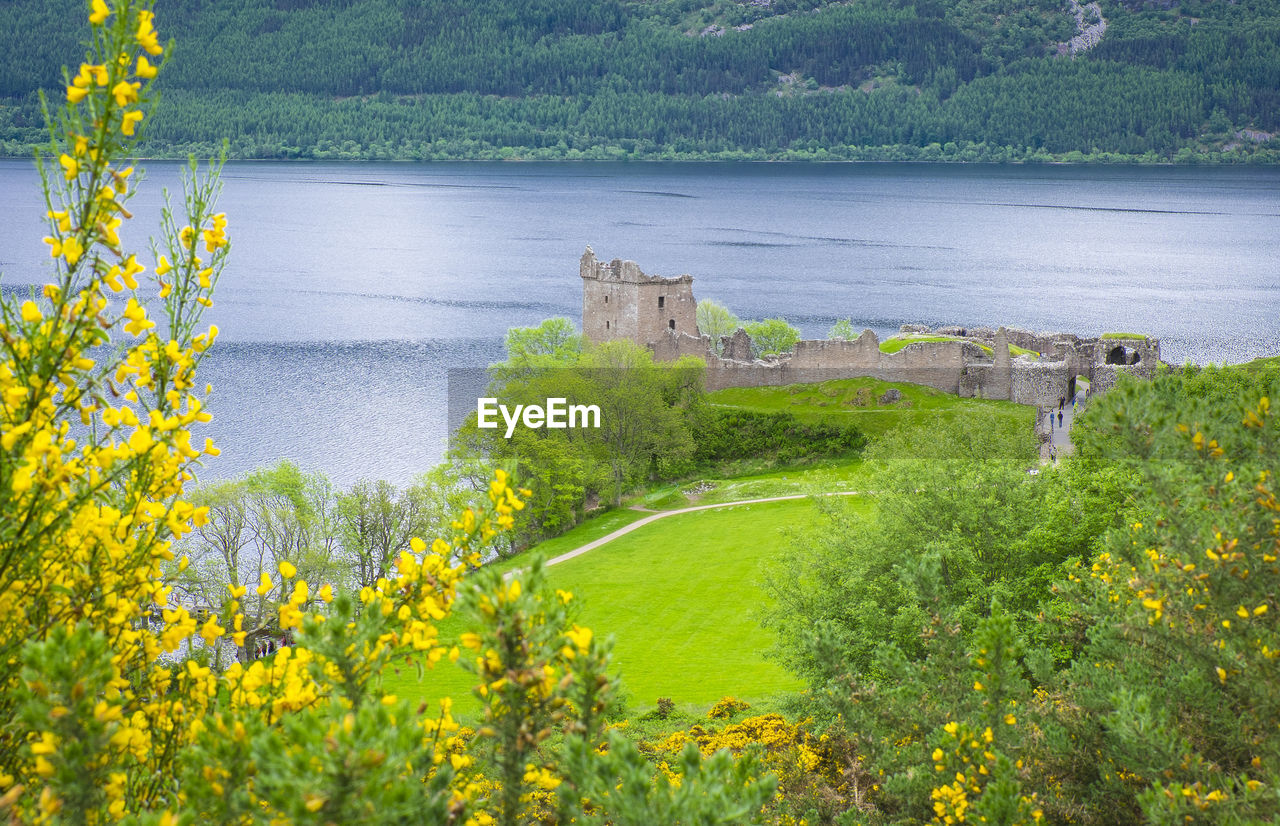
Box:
[879,334,971,354]
[879,334,1038,358]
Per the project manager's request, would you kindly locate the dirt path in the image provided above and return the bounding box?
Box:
[546,491,863,568]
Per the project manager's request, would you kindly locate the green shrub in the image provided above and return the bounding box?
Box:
[691,408,866,466]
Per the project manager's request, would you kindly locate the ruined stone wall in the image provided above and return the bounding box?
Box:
[1093,337,1160,377]
[786,334,882,370]
[1086,337,1161,393]
[688,330,979,394]
[1090,364,1126,394]
[646,320,1151,402]
[650,331,714,363]
[1001,327,1084,355]
[1011,361,1072,407]
[960,365,993,397]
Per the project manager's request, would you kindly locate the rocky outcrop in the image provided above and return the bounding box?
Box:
[1062,0,1107,54]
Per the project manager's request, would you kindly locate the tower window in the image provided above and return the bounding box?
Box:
[669,319,676,330]
[604,295,608,304]
[658,296,665,308]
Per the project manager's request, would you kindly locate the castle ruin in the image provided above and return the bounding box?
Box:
[580,247,699,344]
[579,247,1159,408]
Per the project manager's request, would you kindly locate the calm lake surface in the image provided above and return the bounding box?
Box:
[2,160,1278,485]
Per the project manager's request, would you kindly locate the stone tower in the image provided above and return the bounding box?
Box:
[579,246,698,346]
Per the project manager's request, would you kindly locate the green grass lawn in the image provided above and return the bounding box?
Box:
[383,498,869,718]
[380,378,1027,720]
[707,377,1033,439]
[1100,332,1149,340]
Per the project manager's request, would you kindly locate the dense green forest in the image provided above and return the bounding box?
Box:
[2,0,1279,160]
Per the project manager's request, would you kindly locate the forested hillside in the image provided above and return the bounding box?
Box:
[2,0,1279,160]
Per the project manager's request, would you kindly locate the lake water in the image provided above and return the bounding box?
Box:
[2,160,1278,485]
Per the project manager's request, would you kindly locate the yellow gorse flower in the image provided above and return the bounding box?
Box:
[135,9,163,55]
[121,110,144,136]
[111,79,140,106]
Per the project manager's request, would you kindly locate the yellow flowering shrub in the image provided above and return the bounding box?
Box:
[1,7,782,826]
[1054,378,1280,824]
[645,707,865,825]
[0,2,514,821]
[707,695,751,720]
[0,0,223,819]
[928,720,1042,826]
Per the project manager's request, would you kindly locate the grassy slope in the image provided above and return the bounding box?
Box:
[385,498,859,716]
[1230,356,1280,369]
[707,376,1033,439]
[382,378,1029,717]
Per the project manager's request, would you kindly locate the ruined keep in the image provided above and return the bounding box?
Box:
[580,246,698,345]
[578,247,1160,407]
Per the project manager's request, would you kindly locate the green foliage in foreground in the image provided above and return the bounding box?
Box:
[763,414,1114,682]
[764,366,1280,824]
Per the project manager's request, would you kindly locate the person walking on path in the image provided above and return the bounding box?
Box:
[1059,396,1065,410]
[1058,410,1064,427]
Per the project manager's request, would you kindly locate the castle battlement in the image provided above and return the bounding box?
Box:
[580,246,698,346]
